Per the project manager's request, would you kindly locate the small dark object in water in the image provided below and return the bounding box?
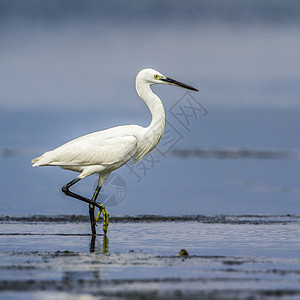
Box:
[178,249,189,256]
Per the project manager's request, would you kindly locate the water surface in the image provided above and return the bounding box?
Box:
[0,216,300,299]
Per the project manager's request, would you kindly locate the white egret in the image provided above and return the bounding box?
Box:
[32,68,198,235]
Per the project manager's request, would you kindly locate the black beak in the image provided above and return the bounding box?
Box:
[161,77,199,92]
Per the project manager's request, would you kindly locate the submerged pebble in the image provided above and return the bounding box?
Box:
[178,249,189,257]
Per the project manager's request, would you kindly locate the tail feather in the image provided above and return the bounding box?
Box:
[32,157,40,164]
[32,151,55,167]
[31,156,41,166]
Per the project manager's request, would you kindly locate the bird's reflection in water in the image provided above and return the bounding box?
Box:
[90,235,109,254]
[61,234,109,283]
[102,236,109,253]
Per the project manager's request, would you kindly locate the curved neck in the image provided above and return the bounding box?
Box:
[136,82,165,130]
[136,81,166,150]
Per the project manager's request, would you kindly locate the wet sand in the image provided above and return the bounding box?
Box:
[0,215,300,299]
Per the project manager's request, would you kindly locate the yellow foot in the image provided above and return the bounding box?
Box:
[95,204,109,235]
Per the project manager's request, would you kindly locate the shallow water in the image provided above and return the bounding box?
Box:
[0,216,300,299]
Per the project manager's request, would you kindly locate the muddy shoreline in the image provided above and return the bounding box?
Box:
[1,216,299,299]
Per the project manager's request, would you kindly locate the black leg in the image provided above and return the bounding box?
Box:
[62,178,105,235]
[62,178,103,209]
[89,206,96,235]
[89,186,101,235]
[90,234,96,252]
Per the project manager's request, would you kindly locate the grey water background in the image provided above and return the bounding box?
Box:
[1,0,300,217]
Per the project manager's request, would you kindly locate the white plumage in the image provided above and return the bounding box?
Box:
[33,126,142,177]
[32,68,198,235]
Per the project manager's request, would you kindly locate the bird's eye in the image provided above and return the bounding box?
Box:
[154,74,160,80]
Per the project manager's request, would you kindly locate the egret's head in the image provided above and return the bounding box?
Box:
[136,68,199,92]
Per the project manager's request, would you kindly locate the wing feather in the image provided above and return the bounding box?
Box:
[32,130,138,169]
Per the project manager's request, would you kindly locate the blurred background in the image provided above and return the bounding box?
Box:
[1,0,300,216]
